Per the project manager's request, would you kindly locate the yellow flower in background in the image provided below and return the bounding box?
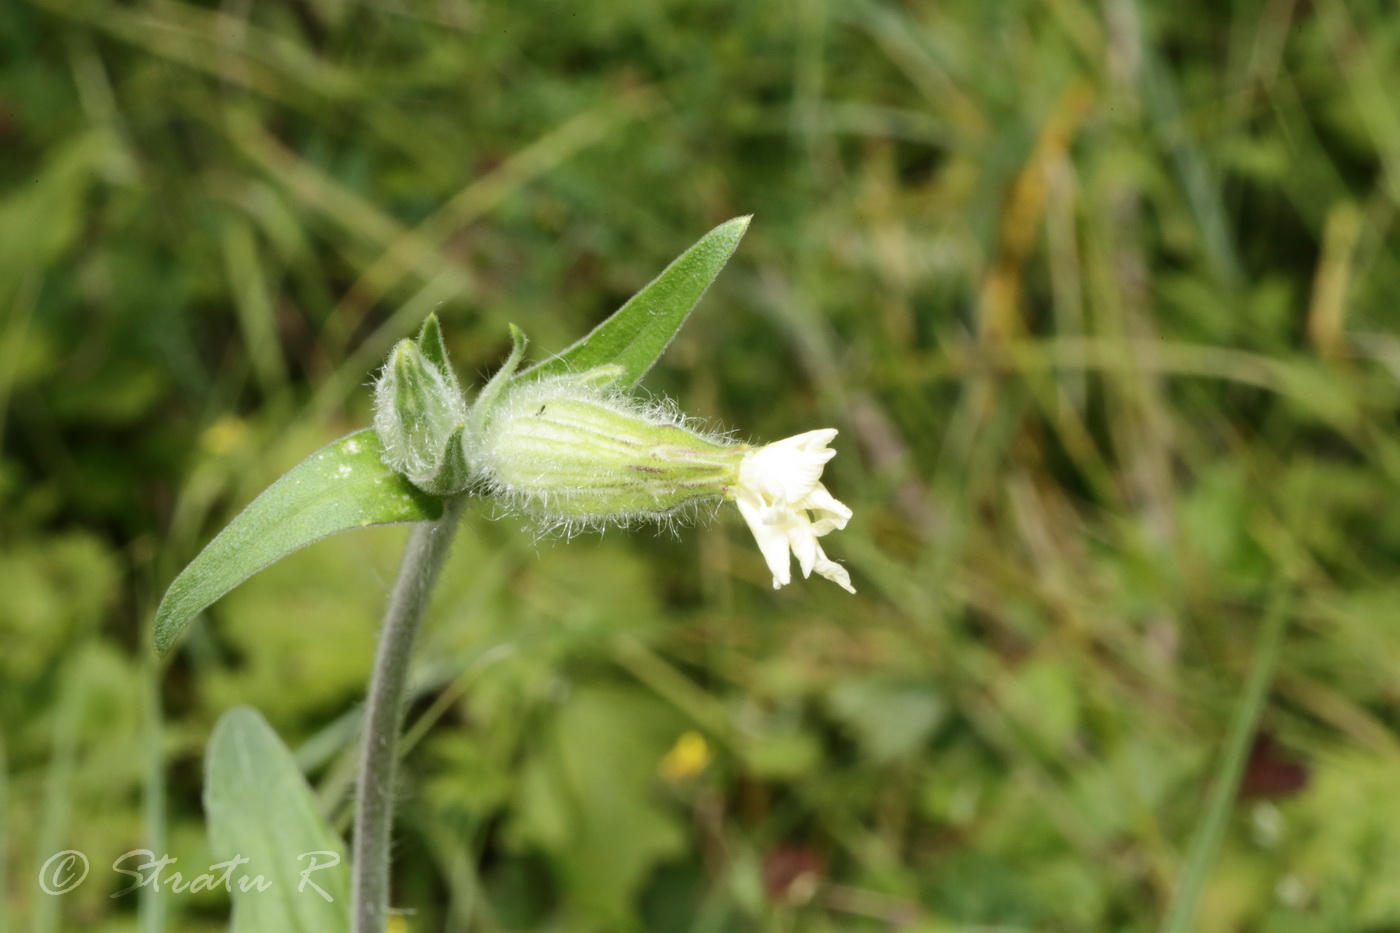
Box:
[660,731,712,782]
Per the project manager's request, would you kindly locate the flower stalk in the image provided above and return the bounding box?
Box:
[351,495,464,933]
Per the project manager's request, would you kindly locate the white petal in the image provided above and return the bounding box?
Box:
[730,427,853,594]
[738,430,837,504]
[800,484,852,535]
[788,428,838,449]
[788,517,819,579]
[759,504,794,527]
[808,539,854,593]
[731,484,765,513]
[799,482,850,517]
[813,553,855,593]
[735,495,792,588]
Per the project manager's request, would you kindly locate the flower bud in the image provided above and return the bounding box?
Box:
[472,372,745,531]
[372,315,471,495]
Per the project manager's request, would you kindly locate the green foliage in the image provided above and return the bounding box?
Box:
[197,524,390,723]
[204,707,350,932]
[157,210,745,656]
[153,430,442,655]
[520,215,751,387]
[8,0,1400,929]
[0,532,116,685]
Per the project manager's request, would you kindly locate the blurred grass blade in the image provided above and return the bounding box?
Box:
[205,707,351,932]
[220,214,290,397]
[154,430,443,655]
[522,215,751,386]
[1159,588,1291,933]
[0,727,7,933]
[140,653,167,933]
[32,655,88,933]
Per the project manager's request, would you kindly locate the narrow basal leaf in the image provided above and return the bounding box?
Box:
[154,430,442,655]
[522,215,750,386]
[205,707,351,932]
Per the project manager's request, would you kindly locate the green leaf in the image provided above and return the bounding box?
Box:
[522,215,751,386]
[204,707,351,932]
[154,430,443,655]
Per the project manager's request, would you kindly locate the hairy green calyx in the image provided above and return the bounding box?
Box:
[371,315,470,496]
[472,372,745,533]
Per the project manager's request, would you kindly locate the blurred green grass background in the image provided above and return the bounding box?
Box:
[5,0,1400,929]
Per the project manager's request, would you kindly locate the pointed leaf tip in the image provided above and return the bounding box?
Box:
[417,314,456,386]
[521,216,751,386]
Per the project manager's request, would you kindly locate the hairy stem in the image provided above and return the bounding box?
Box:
[351,497,464,933]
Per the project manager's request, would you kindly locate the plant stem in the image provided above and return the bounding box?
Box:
[352,496,464,933]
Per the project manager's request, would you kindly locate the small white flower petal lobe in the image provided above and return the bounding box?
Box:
[789,520,819,578]
[735,494,792,588]
[791,428,839,449]
[814,553,855,594]
[802,484,852,535]
[801,482,849,515]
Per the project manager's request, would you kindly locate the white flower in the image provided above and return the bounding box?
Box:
[731,429,855,593]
